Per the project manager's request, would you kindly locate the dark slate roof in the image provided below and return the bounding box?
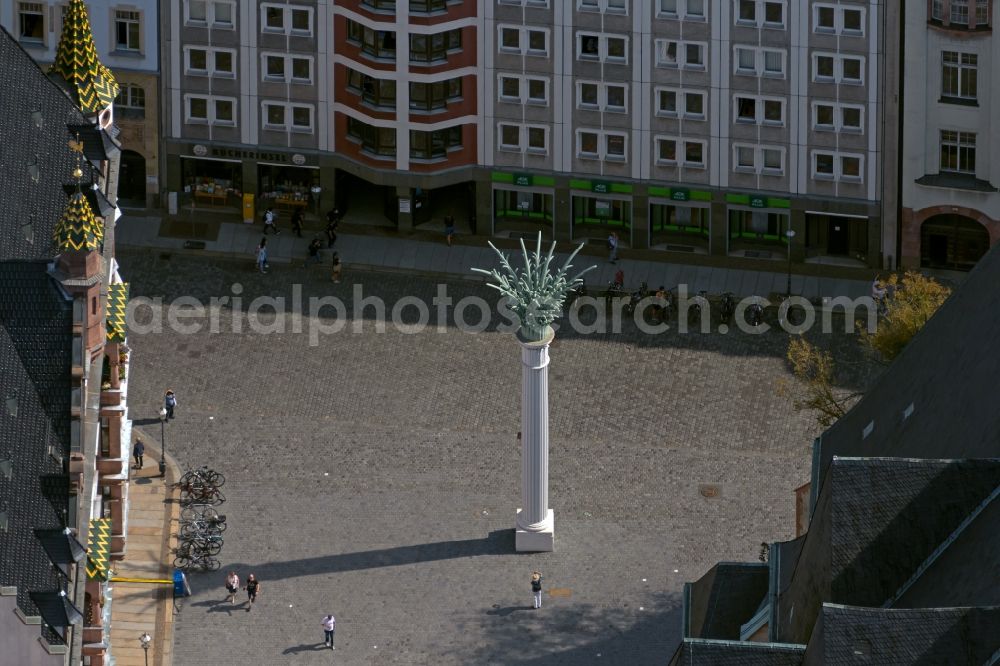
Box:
[0,262,73,617]
[27,590,82,630]
[670,639,805,666]
[804,604,1000,665]
[0,26,92,261]
[811,242,1000,503]
[686,562,769,640]
[775,457,1000,644]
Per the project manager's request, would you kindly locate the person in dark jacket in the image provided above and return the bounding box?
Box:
[531,571,543,609]
[133,439,144,469]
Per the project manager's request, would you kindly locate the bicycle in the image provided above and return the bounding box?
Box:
[180,485,225,505]
[173,552,221,571]
[180,504,220,521]
[176,537,223,557]
[179,514,227,536]
[179,465,225,488]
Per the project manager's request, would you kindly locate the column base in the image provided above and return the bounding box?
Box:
[515,509,554,552]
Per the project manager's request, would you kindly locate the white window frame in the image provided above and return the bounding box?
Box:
[577,0,629,14]
[733,95,785,126]
[498,123,523,151]
[812,53,866,84]
[734,46,787,78]
[576,81,629,112]
[114,9,142,52]
[811,150,864,181]
[577,33,629,64]
[761,146,785,174]
[657,0,708,20]
[184,94,237,126]
[734,0,786,28]
[654,136,679,165]
[733,143,785,174]
[260,53,314,84]
[654,39,707,69]
[498,0,549,5]
[261,102,315,133]
[498,124,549,154]
[682,139,707,168]
[525,125,549,154]
[811,4,866,35]
[184,46,237,78]
[17,2,46,44]
[185,0,235,29]
[497,75,549,105]
[497,25,549,56]
[682,90,706,119]
[941,51,978,101]
[260,3,313,36]
[655,87,678,117]
[576,129,629,161]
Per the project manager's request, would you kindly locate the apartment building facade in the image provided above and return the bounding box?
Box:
[1,0,161,208]
[162,0,894,270]
[900,0,999,270]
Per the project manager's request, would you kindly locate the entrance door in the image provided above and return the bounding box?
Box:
[118,149,146,205]
[921,214,990,270]
[927,234,949,266]
[827,218,848,255]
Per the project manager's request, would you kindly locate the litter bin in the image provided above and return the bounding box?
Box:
[173,569,191,598]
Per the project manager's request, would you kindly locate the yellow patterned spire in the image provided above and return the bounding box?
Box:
[106,283,129,342]
[50,0,119,114]
[53,190,104,252]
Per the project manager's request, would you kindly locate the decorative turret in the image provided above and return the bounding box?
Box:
[53,187,104,253]
[49,0,119,127]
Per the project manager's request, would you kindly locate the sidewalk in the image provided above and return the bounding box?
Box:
[108,433,179,666]
[115,213,873,300]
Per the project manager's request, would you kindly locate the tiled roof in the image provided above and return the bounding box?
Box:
[53,190,103,253]
[0,262,73,617]
[86,518,111,581]
[0,26,91,262]
[669,639,805,666]
[48,0,118,114]
[806,604,1000,665]
[106,282,128,343]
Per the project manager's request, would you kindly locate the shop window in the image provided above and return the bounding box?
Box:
[572,197,632,228]
[410,126,463,159]
[18,2,44,42]
[347,118,397,156]
[184,156,242,206]
[410,78,462,110]
[729,209,788,243]
[410,29,461,62]
[494,190,554,224]
[650,204,709,240]
[115,9,141,52]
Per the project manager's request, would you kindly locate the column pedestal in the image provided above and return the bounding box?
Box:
[515,326,555,552]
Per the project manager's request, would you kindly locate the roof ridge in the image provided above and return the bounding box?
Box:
[881,482,1000,609]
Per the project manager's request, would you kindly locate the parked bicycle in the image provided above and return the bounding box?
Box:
[173,552,221,572]
[180,484,225,505]
[177,534,224,557]
[180,504,221,522]
[179,515,227,537]
[179,465,225,488]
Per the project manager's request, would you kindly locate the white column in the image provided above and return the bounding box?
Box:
[515,326,555,552]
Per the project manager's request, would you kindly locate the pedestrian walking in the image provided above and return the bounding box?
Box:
[256,238,269,274]
[607,231,619,263]
[331,252,342,283]
[225,571,240,604]
[244,574,260,611]
[444,212,456,247]
[291,207,305,238]
[306,237,323,265]
[132,439,144,470]
[531,571,543,609]
[322,614,336,649]
[164,390,177,419]
[263,207,280,235]
[325,209,340,248]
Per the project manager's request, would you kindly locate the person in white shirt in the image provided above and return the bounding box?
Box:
[225,571,239,604]
[322,614,336,649]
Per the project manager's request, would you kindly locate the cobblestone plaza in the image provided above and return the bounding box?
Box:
[119,249,860,665]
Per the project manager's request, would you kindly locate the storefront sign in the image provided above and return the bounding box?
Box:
[750,195,767,208]
[399,198,411,214]
[193,144,208,156]
[292,154,306,165]
[187,145,317,166]
[514,173,533,187]
[671,189,690,202]
[592,181,611,194]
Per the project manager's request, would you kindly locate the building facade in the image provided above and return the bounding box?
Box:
[162,0,895,270]
[1,0,161,208]
[900,0,999,270]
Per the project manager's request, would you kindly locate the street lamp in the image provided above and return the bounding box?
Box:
[139,632,151,666]
[158,407,167,477]
[785,229,797,297]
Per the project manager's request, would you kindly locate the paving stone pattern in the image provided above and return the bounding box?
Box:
[117,250,871,665]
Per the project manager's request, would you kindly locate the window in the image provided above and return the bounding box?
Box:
[932,0,944,20]
[499,26,549,56]
[815,5,835,31]
[499,76,520,101]
[732,145,784,173]
[184,95,236,126]
[116,84,145,109]
[812,151,864,181]
[659,0,706,19]
[527,126,547,152]
[735,145,755,170]
[684,141,705,167]
[348,70,396,108]
[951,0,969,24]
[940,130,976,173]
[410,0,447,12]
[734,47,785,76]
[942,51,978,100]
[291,57,311,82]
[579,0,628,12]
[684,92,704,117]
[736,0,784,27]
[186,47,236,77]
[842,8,862,32]
[261,53,313,83]
[734,96,784,125]
[736,47,756,73]
[655,40,706,68]
[840,156,861,179]
[763,99,782,123]
[657,89,677,115]
[292,106,313,131]
[762,147,782,172]
[261,4,313,35]
[975,0,988,24]
[498,76,548,104]
[410,127,463,159]
[410,78,462,110]
[115,10,141,51]
[814,104,835,128]
[814,152,834,177]
[606,85,626,110]
[347,118,396,156]
[577,82,628,111]
[841,106,862,130]
[347,20,397,58]
[527,78,547,103]
[186,1,234,28]
[410,29,462,62]
[264,103,285,128]
[763,50,784,75]
[656,88,707,120]
[656,138,677,164]
[576,130,628,161]
[18,2,44,42]
[813,53,865,84]
[736,96,756,121]
[812,102,863,131]
[577,33,629,63]
[496,124,548,154]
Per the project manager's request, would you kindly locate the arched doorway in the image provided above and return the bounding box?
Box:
[118,149,146,206]
[920,214,989,270]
